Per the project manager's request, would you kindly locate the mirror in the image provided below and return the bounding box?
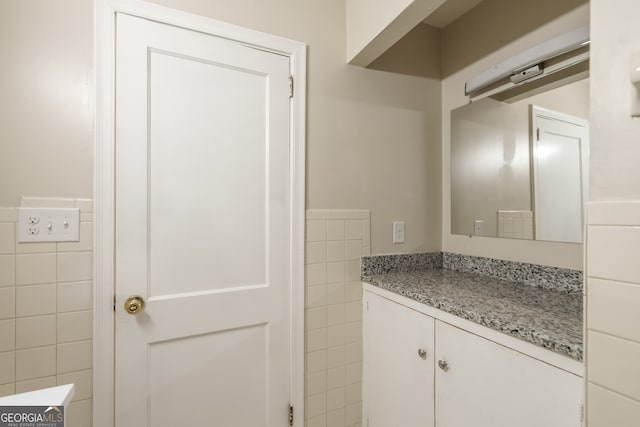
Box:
[450,76,589,243]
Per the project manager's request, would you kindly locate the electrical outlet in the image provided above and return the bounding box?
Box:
[18,208,80,242]
[393,221,405,244]
[474,220,484,236]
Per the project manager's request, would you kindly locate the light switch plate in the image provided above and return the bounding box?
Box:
[18,208,80,242]
[393,221,405,244]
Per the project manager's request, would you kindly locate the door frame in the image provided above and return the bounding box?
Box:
[529,105,589,243]
[94,1,307,426]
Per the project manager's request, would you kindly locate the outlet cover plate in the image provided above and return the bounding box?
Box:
[393,221,405,244]
[18,208,80,242]
[474,220,484,236]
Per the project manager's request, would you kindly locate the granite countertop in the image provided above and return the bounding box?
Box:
[362,268,583,361]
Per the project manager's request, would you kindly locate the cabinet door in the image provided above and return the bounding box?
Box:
[435,321,583,427]
[363,291,435,427]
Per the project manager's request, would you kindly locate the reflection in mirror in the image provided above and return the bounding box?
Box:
[451,77,589,243]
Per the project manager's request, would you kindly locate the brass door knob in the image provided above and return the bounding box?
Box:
[124,295,145,315]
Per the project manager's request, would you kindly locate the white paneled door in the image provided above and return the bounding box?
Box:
[114,13,292,427]
[531,106,589,244]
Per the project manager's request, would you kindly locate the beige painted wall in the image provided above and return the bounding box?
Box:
[346,0,413,61]
[368,23,441,79]
[441,1,588,269]
[451,79,589,237]
[589,0,640,201]
[0,0,442,255]
[346,0,446,66]
[0,0,93,206]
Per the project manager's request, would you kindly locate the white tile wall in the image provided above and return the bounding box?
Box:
[497,210,534,240]
[0,198,93,427]
[305,210,369,427]
[586,201,640,425]
[588,278,640,343]
[588,383,640,427]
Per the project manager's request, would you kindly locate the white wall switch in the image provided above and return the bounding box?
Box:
[474,220,484,236]
[18,208,80,242]
[392,221,405,244]
[631,52,640,117]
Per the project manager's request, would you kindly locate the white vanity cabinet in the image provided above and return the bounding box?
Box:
[435,321,583,427]
[363,291,435,427]
[362,288,584,427]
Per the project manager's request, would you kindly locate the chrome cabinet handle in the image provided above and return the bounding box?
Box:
[438,359,449,371]
[417,349,427,359]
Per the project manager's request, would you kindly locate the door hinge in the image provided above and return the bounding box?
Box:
[113,295,116,312]
[580,402,584,424]
[289,75,294,98]
[536,127,540,141]
[288,405,294,426]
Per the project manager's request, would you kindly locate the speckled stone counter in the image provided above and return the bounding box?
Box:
[361,254,583,361]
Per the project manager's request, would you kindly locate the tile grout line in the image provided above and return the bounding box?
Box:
[55,237,58,385]
[13,215,16,392]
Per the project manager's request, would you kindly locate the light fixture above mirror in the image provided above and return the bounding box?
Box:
[465,25,589,97]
